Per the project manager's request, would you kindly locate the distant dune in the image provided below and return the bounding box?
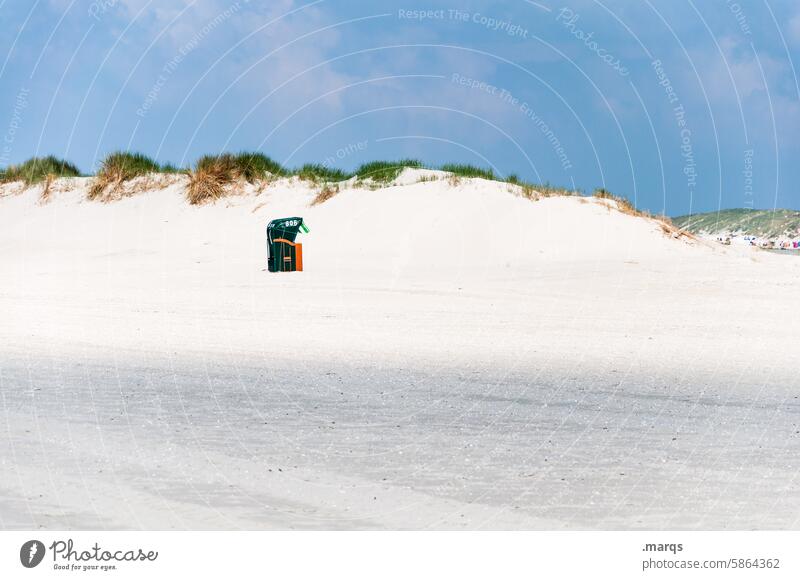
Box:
[673,208,800,240]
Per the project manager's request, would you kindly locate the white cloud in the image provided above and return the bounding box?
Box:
[788,12,800,45]
[685,35,795,107]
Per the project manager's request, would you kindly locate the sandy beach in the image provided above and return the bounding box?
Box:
[2,172,799,529]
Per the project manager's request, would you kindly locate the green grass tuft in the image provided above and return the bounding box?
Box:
[440,163,495,180]
[296,163,351,183]
[159,162,185,174]
[354,159,423,183]
[1,156,81,185]
[89,151,166,200]
[192,152,282,184]
[232,151,286,182]
[99,151,160,178]
[195,153,236,173]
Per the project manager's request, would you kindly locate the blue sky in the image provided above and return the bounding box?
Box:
[1,0,798,215]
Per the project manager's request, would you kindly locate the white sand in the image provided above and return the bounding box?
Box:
[1,172,799,529]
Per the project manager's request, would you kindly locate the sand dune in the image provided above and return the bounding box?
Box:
[1,172,798,529]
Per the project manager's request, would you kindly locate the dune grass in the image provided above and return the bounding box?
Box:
[186,154,237,205]
[296,163,351,183]
[534,181,578,198]
[593,187,614,200]
[159,162,184,174]
[496,174,576,200]
[594,187,635,213]
[1,156,81,185]
[186,152,289,204]
[311,184,340,206]
[591,187,685,238]
[233,151,286,182]
[503,174,537,199]
[593,187,640,216]
[1,151,613,212]
[354,159,423,183]
[88,151,186,200]
[89,152,160,200]
[439,163,495,180]
[433,165,578,200]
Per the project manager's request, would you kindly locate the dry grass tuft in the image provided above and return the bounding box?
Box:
[594,188,694,241]
[446,173,462,187]
[89,152,167,201]
[594,188,641,217]
[538,185,576,198]
[505,175,577,201]
[186,153,283,204]
[186,155,237,204]
[657,217,696,241]
[311,184,339,206]
[520,184,540,200]
[38,174,56,204]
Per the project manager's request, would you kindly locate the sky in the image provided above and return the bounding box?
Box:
[1,0,798,216]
